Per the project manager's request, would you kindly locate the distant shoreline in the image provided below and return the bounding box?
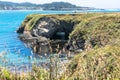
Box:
[0,10,120,13]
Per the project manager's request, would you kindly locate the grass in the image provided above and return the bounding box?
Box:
[70,13,120,48]
[66,45,120,80]
[0,66,49,80]
[0,53,68,80]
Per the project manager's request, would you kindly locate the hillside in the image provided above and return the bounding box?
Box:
[0,1,40,10]
[67,44,120,80]
[41,2,93,10]
[0,1,94,10]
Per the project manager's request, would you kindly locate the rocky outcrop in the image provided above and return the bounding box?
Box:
[17,15,79,54]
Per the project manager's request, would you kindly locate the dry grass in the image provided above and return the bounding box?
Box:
[66,45,120,80]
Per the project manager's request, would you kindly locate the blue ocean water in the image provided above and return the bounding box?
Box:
[0,10,120,71]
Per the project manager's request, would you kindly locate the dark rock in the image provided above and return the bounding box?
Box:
[66,36,85,52]
[17,26,25,33]
[17,16,82,54]
[30,17,60,38]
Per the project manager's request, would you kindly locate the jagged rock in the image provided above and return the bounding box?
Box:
[31,17,60,38]
[66,37,85,52]
[17,15,77,54]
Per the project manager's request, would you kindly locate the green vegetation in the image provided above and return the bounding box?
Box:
[22,14,43,31]
[70,13,120,47]
[19,14,80,31]
[19,13,101,31]
[0,66,49,80]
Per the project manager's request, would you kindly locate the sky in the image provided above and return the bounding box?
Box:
[0,0,120,9]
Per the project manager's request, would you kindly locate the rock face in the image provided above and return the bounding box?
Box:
[31,17,60,38]
[17,15,78,54]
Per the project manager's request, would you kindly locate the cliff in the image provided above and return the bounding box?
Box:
[17,14,81,54]
[17,13,120,54]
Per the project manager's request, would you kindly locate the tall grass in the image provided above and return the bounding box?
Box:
[0,44,70,80]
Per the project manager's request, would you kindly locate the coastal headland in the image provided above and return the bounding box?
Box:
[17,13,120,54]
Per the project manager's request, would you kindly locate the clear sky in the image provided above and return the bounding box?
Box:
[0,0,120,9]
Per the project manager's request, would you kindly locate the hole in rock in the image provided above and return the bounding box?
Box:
[50,21,75,41]
[51,31,68,40]
[48,21,75,52]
